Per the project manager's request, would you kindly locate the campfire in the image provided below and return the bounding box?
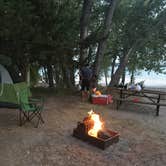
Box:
[73,110,119,150]
[85,110,103,137]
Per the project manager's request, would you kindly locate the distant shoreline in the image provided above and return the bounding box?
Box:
[145,86,166,92]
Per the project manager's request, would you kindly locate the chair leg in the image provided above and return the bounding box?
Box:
[27,111,44,127]
[35,113,43,127]
[19,109,29,126]
[22,112,30,125]
[27,112,30,121]
[38,112,44,123]
[19,110,31,126]
[35,112,44,128]
[156,105,160,116]
[19,109,44,128]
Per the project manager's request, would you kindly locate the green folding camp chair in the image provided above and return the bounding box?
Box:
[19,89,44,128]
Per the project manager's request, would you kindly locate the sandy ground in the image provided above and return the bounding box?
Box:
[0,95,166,166]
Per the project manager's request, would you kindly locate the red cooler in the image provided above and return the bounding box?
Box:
[91,95,113,105]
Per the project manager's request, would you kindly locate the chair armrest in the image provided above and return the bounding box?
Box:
[29,96,44,103]
[29,96,44,109]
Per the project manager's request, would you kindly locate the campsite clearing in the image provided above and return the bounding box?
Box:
[0,94,166,166]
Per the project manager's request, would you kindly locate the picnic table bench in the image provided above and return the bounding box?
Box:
[110,88,166,116]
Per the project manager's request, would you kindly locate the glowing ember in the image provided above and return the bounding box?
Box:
[88,110,103,137]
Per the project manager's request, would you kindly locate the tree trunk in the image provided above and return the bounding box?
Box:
[44,66,48,84]
[93,0,118,78]
[130,70,135,84]
[26,64,30,86]
[47,64,54,87]
[80,0,94,66]
[111,55,116,80]
[62,67,69,88]
[121,67,126,85]
[53,63,61,87]
[87,46,93,64]
[41,68,45,83]
[104,69,108,86]
[109,45,136,87]
[67,69,75,89]
[65,69,74,89]
[70,66,75,87]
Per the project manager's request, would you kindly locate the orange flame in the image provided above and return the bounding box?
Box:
[88,110,103,137]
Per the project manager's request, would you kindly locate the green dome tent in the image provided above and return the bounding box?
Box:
[0,64,30,108]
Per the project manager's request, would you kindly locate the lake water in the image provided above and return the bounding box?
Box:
[99,70,166,88]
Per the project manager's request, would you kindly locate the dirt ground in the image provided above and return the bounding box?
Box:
[0,95,166,166]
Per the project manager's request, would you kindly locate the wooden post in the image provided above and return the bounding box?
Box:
[156,94,160,116]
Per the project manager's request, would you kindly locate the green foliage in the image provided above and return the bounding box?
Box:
[0,0,81,86]
[101,0,166,76]
[0,0,165,87]
[0,55,11,66]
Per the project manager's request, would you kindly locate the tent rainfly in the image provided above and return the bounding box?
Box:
[0,64,30,108]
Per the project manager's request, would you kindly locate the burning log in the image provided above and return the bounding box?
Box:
[73,110,119,150]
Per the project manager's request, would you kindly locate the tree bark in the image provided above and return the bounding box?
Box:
[65,69,74,89]
[70,66,75,87]
[104,69,108,86]
[121,67,126,85]
[93,0,118,78]
[130,70,135,84]
[111,55,117,80]
[26,64,30,86]
[47,64,54,87]
[80,0,94,66]
[44,66,49,84]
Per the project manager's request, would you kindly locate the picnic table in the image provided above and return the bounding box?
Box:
[110,88,166,116]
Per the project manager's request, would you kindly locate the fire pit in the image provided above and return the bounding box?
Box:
[73,110,119,150]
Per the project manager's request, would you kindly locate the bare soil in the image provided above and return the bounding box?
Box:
[0,95,166,166]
